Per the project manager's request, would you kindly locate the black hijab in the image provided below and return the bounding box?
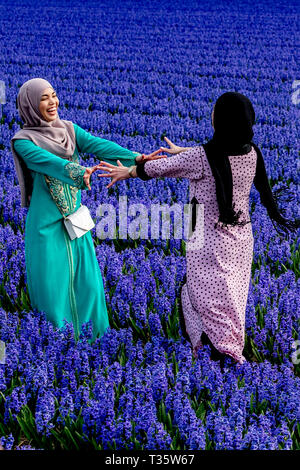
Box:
[203,92,299,239]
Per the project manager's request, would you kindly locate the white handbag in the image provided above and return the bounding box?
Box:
[63,204,95,240]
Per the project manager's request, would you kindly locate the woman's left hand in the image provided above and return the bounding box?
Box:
[135,148,167,163]
[160,136,192,154]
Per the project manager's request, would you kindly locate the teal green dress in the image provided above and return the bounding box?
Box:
[13,123,139,341]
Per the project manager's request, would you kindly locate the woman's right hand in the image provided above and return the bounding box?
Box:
[160,136,190,155]
[83,163,103,190]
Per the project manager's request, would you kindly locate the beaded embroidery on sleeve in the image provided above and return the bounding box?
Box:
[64,162,86,189]
[44,161,87,216]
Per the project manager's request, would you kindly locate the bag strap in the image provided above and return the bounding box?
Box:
[63,202,83,220]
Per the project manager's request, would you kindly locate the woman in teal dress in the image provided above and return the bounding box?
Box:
[11,78,163,341]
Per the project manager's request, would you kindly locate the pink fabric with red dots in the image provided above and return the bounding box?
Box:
[144,145,258,364]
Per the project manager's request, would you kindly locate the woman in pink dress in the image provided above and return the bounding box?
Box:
[97,92,299,366]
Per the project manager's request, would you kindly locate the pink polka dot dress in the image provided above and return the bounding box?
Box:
[143,145,258,364]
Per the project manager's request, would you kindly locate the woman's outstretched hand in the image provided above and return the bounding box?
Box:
[135,148,168,163]
[97,160,132,188]
[97,149,167,189]
[160,136,192,154]
[97,149,167,188]
[83,163,103,190]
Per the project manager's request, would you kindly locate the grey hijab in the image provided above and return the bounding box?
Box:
[10,78,76,207]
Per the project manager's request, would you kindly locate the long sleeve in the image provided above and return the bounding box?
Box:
[136,146,204,180]
[73,123,140,168]
[13,139,88,190]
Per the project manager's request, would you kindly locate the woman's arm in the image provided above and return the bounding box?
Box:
[136,147,204,179]
[97,147,204,188]
[73,123,140,167]
[13,139,100,190]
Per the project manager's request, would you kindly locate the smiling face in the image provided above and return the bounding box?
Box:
[39,87,59,122]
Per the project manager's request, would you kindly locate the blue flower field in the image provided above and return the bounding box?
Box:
[0,0,299,450]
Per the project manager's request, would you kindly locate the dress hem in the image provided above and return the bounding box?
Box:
[192,332,246,365]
